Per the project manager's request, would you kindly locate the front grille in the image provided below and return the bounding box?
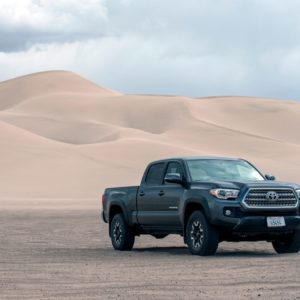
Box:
[243,188,298,209]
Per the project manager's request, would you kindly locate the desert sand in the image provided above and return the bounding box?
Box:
[0,71,299,299]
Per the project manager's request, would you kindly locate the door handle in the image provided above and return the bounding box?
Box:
[158,190,165,196]
[139,191,145,197]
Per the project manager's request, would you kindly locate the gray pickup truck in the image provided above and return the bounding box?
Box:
[102,156,300,256]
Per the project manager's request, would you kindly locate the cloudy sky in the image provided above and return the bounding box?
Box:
[0,0,300,99]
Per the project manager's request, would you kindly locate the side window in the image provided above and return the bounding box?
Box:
[145,163,165,185]
[165,162,183,177]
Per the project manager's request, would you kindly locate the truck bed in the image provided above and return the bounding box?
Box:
[103,186,139,224]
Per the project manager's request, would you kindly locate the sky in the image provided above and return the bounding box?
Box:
[0,0,300,99]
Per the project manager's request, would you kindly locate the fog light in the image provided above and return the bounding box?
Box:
[225,209,232,216]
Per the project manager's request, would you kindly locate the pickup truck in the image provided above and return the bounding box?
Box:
[102,156,300,256]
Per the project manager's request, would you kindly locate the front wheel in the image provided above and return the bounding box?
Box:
[110,213,135,251]
[186,211,219,256]
[272,231,300,254]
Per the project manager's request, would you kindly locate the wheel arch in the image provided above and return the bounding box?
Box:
[109,204,124,222]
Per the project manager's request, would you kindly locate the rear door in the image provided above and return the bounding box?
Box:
[137,161,184,228]
[137,162,166,226]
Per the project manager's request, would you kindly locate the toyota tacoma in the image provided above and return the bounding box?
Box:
[102,157,300,255]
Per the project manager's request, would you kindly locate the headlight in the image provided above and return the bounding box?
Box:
[210,188,239,200]
[295,189,300,198]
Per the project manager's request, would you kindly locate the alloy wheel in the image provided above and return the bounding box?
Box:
[190,220,204,248]
[113,221,123,245]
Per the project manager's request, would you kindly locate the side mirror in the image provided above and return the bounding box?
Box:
[164,173,183,184]
[265,174,276,181]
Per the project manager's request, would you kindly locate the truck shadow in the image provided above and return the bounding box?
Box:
[215,250,275,257]
[134,246,189,255]
[133,247,276,257]
[41,246,278,260]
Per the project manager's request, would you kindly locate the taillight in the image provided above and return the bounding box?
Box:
[102,194,105,208]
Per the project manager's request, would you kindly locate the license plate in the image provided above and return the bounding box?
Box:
[267,216,286,227]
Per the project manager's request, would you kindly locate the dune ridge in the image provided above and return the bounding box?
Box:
[0,70,299,202]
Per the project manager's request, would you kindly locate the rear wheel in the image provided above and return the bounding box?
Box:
[186,211,219,256]
[272,231,300,254]
[110,213,135,250]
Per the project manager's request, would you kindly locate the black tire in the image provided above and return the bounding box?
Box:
[110,213,135,251]
[272,231,300,254]
[186,210,219,256]
[151,234,169,239]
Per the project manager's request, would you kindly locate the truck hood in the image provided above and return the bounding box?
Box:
[190,180,300,191]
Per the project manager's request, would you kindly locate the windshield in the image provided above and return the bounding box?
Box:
[187,159,265,182]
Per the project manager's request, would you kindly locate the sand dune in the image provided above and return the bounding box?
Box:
[0,70,300,202]
[0,70,120,110]
[190,97,300,145]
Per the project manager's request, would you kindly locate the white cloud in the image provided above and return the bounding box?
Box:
[0,36,251,97]
[0,0,107,51]
[1,0,300,99]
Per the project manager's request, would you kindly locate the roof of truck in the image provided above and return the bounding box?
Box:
[151,156,243,164]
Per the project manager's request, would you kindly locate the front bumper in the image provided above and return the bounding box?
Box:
[233,215,300,232]
[209,199,300,233]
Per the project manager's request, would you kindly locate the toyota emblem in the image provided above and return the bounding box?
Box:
[266,191,279,201]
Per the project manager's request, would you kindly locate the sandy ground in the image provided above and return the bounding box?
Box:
[1,207,299,300]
